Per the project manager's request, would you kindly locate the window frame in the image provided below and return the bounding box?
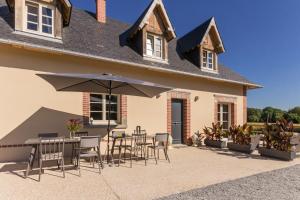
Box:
[217,103,231,130]
[24,1,55,37]
[145,33,163,59]
[202,49,215,71]
[89,93,120,125]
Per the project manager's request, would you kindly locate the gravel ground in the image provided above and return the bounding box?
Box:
[158,165,300,200]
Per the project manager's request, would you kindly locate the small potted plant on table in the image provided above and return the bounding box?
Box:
[258,119,297,161]
[204,123,227,148]
[67,119,82,138]
[227,124,260,154]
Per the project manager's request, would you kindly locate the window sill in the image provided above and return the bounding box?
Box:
[13,30,63,43]
[143,55,169,64]
[201,67,219,74]
[85,122,127,129]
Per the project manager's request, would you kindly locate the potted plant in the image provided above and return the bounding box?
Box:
[227,124,260,154]
[67,119,82,138]
[258,119,297,161]
[191,131,205,147]
[203,123,227,148]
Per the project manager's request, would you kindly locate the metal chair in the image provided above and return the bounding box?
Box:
[38,137,65,181]
[133,131,152,166]
[147,133,170,164]
[77,136,103,176]
[110,131,126,166]
[71,131,89,164]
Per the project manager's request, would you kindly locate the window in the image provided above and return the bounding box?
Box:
[25,2,54,36]
[146,33,163,59]
[90,94,119,123]
[42,7,53,34]
[218,103,231,130]
[202,50,214,70]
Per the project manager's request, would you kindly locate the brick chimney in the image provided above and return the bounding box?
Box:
[96,0,106,23]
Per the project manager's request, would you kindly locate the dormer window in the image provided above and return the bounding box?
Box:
[25,2,54,37]
[146,33,162,59]
[202,50,214,70]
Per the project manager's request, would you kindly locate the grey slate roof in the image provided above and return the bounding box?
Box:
[0,0,260,88]
[178,17,212,53]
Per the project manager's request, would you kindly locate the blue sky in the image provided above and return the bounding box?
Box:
[71,0,300,110]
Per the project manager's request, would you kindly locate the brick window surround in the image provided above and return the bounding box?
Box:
[83,93,127,128]
[167,91,191,144]
[214,95,237,126]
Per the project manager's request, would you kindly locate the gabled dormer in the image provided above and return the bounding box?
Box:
[178,17,225,73]
[5,0,72,40]
[125,0,176,63]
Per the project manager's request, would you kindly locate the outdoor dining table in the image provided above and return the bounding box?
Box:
[24,137,80,177]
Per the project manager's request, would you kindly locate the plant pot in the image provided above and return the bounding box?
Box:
[204,139,227,148]
[258,147,296,161]
[227,142,256,154]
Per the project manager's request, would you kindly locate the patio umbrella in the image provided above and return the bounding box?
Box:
[37,73,173,162]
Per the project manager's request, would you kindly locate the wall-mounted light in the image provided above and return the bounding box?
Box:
[194,96,199,102]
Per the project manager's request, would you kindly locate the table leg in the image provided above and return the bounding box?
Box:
[25,145,38,178]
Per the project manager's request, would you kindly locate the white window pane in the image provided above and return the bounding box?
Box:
[27,23,38,31]
[42,25,52,34]
[146,36,154,56]
[91,112,103,120]
[27,14,38,23]
[28,5,38,15]
[42,17,52,25]
[223,104,229,112]
[42,7,52,17]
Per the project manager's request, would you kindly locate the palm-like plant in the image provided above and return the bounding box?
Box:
[203,123,225,141]
[263,119,294,152]
[228,124,254,145]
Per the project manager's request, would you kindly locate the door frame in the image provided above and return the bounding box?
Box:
[167,91,191,144]
[171,99,184,144]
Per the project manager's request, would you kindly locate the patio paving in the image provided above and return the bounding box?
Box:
[158,164,300,200]
[0,146,299,200]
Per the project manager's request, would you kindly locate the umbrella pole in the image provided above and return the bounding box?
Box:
[107,81,112,164]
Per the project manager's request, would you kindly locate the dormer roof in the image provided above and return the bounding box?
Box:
[5,0,72,26]
[127,0,176,41]
[178,17,225,54]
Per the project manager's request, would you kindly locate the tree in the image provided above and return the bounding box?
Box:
[284,113,300,124]
[288,107,300,116]
[261,107,285,123]
[247,108,262,122]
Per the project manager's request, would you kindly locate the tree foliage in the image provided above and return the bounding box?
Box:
[247,106,300,123]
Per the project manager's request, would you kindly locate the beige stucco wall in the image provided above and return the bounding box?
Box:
[0,44,245,162]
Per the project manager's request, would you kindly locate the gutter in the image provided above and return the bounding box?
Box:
[0,38,263,89]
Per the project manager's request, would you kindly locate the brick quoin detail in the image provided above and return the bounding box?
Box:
[243,86,248,124]
[82,93,127,126]
[167,91,191,144]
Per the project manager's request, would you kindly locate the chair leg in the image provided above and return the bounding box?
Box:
[39,159,42,182]
[118,147,122,167]
[78,155,81,177]
[144,146,147,166]
[153,148,157,165]
[62,159,65,178]
[158,149,160,159]
[130,148,133,168]
[98,148,104,169]
[164,149,170,163]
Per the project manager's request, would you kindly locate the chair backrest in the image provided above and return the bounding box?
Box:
[39,137,65,160]
[133,132,147,144]
[75,131,89,137]
[155,133,169,147]
[38,133,58,138]
[80,136,100,148]
[136,126,141,134]
[112,131,126,139]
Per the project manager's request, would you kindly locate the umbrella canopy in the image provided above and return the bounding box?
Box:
[37,73,172,98]
[37,73,173,164]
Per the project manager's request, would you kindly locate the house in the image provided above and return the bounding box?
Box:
[0,0,261,162]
